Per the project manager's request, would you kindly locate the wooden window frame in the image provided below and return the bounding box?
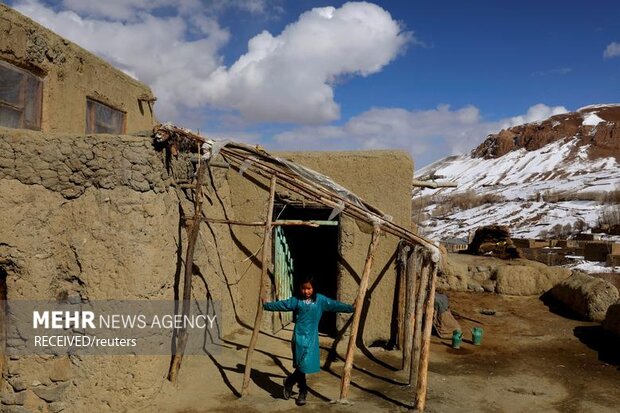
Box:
[0,60,42,130]
[85,98,127,134]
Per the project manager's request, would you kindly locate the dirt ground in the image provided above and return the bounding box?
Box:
[138,292,619,413]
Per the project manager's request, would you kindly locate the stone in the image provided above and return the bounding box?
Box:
[2,406,32,413]
[550,272,619,321]
[22,389,47,412]
[467,281,484,292]
[48,357,72,382]
[48,402,67,413]
[495,265,571,296]
[1,389,27,405]
[482,280,496,292]
[472,271,491,282]
[32,381,70,402]
[8,377,28,392]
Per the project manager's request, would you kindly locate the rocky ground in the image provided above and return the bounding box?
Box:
[135,291,619,413]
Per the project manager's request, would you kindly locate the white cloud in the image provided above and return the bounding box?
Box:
[13,0,230,121]
[273,104,569,167]
[202,2,412,123]
[500,103,567,129]
[59,0,270,20]
[12,1,410,125]
[603,42,620,59]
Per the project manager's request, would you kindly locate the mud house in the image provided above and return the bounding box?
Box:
[0,4,156,134]
[439,238,468,253]
[1,5,441,411]
[0,123,437,411]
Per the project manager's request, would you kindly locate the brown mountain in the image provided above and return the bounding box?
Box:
[472,104,620,160]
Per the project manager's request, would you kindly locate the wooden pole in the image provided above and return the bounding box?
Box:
[411,179,457,189]
[396,243,409,353]
[168,161,207,383]
[415,263,438,412]
[401,246,419,371]
[338,224,382,401]
[200,217,328,228]
[409,256,430,386]
[241,175,277,396]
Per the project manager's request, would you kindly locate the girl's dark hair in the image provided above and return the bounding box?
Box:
[297,275,317,300]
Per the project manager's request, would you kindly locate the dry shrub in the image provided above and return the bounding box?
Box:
[412,194,434,223]
[539,190,607,203]
[604,188,620,204]
[598,205,620,227]
[538,187,620,204]
[432,190,505,217]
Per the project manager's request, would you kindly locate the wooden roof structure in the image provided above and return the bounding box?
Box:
[153,123,442,411]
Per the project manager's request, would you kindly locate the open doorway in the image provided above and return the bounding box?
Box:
[272,205,339,337]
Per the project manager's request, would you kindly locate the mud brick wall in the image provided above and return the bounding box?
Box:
[1,4,156,134]
[0,129,416,410]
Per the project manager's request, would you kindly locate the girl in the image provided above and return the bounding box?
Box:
[263,276,354,406]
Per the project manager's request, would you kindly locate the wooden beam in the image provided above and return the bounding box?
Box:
[241,175,277,396]
[201,217,264,226]
[200,217,338,228]
[338,224,382,401]
[415,264,438,412]
[409,257,430,386]
[401,246,419,371]
[277,220,339,226]
[167,161,207,383]
[412,179,457,189]
[396,243,409,353]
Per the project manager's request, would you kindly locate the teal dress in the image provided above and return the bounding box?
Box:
[264,294,354,374]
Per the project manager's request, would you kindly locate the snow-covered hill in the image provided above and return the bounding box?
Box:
[415,104,620,240]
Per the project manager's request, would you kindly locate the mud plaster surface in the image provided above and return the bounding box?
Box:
[0,130,415,411]
[136,293,620,413]
[1,4,155,133]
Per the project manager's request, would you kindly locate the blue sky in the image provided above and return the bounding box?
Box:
[7,0,620,167]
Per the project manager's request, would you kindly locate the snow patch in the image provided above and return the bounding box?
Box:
[582,113,605,126]
[577,103,620,111]
[414,138,620,241]
[564,260,616,274]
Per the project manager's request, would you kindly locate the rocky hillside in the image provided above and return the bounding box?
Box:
[472,104,620,160]
[415,104,620,240]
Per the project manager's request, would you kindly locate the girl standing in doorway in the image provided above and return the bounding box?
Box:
[263,276,354,406]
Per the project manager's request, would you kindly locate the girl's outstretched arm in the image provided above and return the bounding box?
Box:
[321,296,354,313]
[263,296,297,312]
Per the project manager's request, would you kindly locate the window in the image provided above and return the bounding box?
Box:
[86,98,126,134]
[0,60,42,130]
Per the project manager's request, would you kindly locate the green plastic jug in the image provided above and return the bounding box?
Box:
[472,327,484,346]
[451,330,462,349]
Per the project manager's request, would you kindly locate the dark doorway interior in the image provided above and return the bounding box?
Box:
[275,205,339,336]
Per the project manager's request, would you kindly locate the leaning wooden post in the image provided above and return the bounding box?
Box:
[396,242,409,353]
[401,246,419,371]
[409,254,430,385]
[415,262,438,412]
[241,175,277,396]
[339,224,382,401]
[168,161,207,383]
